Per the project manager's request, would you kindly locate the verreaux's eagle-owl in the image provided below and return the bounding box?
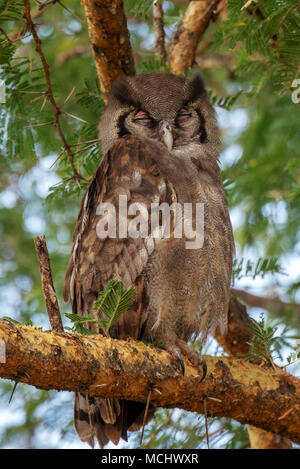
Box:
[63,72,234,448]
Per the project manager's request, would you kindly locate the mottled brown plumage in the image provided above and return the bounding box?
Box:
[64,72,234,447]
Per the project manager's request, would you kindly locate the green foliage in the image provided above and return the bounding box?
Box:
[66,280,135,337]
[93,279,136,337]
[232,256,283,284]
[0,0,24,22]
[1,316,33,326]
[244,313,299,366]
[245,313,278,366]
[64,313,98,335]
[214,0,300,96]
[137,57,171,73]
[126,0,154,18]
[209,90,243,110]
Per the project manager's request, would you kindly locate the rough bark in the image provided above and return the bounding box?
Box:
[82,0,135,97]
[247,425,292,449]
[153,0,166,62]
[0,319,299,444]
[168,0,222,75]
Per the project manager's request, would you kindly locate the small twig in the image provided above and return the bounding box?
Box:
[278,407,294,420]
[203,397,210,449]
[8,380,19,404]
[61,110,88,124]
[241,0,257,10]
[69,139,100,147]
[57,0,84,23]
[0,27,13,45]
[140,389,152,446]
[23,0,85,183]
[153,1,166,62]
[24,120,55,128]
[33,235,64,332]
[61,87,75,108]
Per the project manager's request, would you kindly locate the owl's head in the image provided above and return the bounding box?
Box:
[99,72,220,159]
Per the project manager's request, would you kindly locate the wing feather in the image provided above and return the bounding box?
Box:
[64,135,171,339]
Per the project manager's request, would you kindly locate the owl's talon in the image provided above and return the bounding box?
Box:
[174,350,185,375]
[199,357,207,383]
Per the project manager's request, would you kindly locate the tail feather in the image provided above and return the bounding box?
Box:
[74,393,108,448]
[74,393,155,448]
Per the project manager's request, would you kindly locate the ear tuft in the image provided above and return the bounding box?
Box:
[190,75,207,102]
[110,75,141,108]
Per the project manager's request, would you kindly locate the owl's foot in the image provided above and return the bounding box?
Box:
[166,341,207,382]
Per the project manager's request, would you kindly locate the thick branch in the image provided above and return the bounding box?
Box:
[168,0,222,75]
[82,0,135,96]
[0,319,299,444]
[153,0,166,62]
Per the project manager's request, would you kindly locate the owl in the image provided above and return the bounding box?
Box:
[63,72,234,448]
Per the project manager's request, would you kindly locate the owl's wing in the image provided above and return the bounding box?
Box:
[63,134,173,339]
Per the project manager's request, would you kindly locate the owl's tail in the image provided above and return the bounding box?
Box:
[74,392,155,448]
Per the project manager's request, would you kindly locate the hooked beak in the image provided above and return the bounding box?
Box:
[160,121,173,151]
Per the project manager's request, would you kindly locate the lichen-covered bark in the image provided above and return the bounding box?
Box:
[168,0,222,75]
[0,319,299,444]
[82,0,135,96]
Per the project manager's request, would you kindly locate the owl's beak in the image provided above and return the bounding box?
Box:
[160,121,173,151]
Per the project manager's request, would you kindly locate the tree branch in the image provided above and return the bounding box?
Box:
[168,0,222,75]
[23,0,85,183]
[82,0,135,97]
[0,319,299,444]
[153,0,166,62]
[33,236,63,332]
[232,288,300,316]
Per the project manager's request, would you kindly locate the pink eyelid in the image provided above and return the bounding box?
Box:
[135,110,149,119]
[179,108,189,114]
